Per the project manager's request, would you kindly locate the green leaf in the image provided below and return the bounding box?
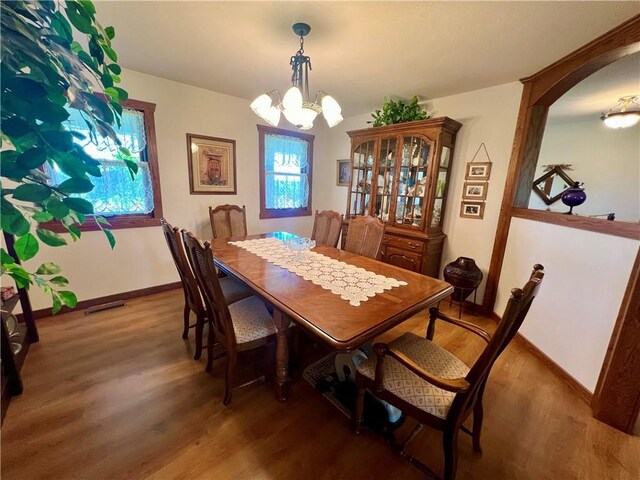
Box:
[36,262,62,275]
[58,290,78,308]
[14,233,39,261]
[17,148,47,169]
[2,212,30,236]
[58,178,94,194]
[7,267,31,289]
[102,44,118,62]
[107,63,121,74]
[50,276,69,286]
[114,87,128,102]
[63,197,94,214]
[46,198,70,219]
[4,77,47,99]
[65,7,93,34]
[1,248,16,265]
[2,116,32,137]
[95,216,110,226]
[51,292,62,314]
[70,40,83,54]
[105,26,115,39]
[36,229,68,247]
[12,183,53,202]
[67,224,81,240]
[103,228,115,249]
[100,72,113,88]
[32,211,54,223]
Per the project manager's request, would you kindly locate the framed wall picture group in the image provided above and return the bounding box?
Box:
[459,143,492,219]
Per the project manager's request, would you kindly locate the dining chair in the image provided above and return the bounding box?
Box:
[311,210,343,248]
[209,204,248,239]
[182,229,278,405]
[353,264,545,480]
[343,215,385,259]
[161,219,251,360]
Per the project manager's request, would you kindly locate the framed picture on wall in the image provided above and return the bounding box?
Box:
[337,159,350,186]
[462,181,489,200]
[187,133,237,194]
[460,201,485,219]
[465,162,492,180]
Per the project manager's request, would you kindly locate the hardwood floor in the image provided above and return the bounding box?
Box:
[2,289,638,479]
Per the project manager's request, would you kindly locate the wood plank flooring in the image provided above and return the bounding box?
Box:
[2,289,639,479]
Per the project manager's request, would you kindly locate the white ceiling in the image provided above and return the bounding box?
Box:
[549,51,640,121]
[94,1,640,117]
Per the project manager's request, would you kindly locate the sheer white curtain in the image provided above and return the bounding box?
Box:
[264,134,309,209]
[48,108,154,216]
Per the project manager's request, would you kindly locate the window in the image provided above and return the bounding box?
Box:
[45,98,163,231]
[258,125,314,219]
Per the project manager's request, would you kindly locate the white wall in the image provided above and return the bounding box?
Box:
[497,218,639,391]
[323,82,524,300]
[22,69,329,310]
[528,117,640,221]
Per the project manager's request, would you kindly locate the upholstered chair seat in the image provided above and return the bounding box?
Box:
[228,296,277,344]
[357,332,470,419]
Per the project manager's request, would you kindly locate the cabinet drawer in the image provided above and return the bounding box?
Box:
[382,235,425,252]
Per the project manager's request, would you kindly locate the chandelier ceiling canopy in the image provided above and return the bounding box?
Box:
[251,23,343,130]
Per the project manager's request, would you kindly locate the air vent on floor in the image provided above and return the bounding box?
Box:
[84,301,125,315]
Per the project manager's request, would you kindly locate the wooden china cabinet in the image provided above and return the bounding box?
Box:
[342,117,462,277]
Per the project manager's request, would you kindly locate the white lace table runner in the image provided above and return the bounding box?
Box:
[228,237,407,306]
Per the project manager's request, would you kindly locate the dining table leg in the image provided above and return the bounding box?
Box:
[273,308,290,401]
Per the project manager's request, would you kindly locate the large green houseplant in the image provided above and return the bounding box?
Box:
[369,96,429,127]
[1,1,134,313]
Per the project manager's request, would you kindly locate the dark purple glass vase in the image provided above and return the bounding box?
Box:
[561,182,586,214]
[443,257,483,302]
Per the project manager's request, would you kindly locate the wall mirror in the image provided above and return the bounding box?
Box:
[527,51,640,221]
[531,165,575,205]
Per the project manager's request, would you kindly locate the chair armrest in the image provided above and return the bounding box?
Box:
[428,307,491,343]
[373,343,470,394]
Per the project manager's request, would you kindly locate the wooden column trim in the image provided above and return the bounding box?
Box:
[592,248,640,433]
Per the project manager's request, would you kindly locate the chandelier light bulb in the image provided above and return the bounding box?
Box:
[250,93,273,117]
[283,87,303,112]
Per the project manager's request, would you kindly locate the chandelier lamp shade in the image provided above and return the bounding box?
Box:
[600,95,640,129]
[250,23,343,130]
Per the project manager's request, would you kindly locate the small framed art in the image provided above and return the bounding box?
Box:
[337,159,350,186]
[187,133,237,194]
[465,162,492,180]
[462,181,488,201]
[460,201,485,219]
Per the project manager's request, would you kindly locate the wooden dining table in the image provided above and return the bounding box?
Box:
[210,232,453,401]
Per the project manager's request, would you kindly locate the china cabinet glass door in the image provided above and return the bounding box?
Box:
[395,135,431,228]
[431,146,451,229]
[373,136,397,222]
[350,140,375,216]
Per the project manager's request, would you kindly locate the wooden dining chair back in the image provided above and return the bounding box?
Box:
[182,229,276,405]
[161,218,206,356]
[209,204,247,239]
[311,210,343,248]
[182,230,237,350]
[354,264,545,480]
[344,215,385,259]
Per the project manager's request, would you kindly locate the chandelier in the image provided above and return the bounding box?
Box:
[601,95,640,129]
[250,23,343,130]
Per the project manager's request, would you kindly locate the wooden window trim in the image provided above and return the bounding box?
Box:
[257,124,314,219]
[43,98,163,233]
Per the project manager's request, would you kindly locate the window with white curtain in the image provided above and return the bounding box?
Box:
[44,98,163,230]
[258,125,314,219]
